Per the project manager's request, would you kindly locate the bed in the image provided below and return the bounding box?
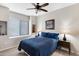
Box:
[18,32,59,56]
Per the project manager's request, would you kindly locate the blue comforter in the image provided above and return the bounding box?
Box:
[18,37,58,56]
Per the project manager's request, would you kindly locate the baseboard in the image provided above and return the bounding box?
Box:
[0,45,18,52]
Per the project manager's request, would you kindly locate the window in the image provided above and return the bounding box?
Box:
[8,17,20,36]
[20,20,29,35]
[7,12,29,36]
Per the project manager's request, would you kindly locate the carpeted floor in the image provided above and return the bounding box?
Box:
[0,47,78,56]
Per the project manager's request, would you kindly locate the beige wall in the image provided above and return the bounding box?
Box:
[0,6,27,51]
[0,5,37,51]
[37,4,79,54]
[0,5,9,21]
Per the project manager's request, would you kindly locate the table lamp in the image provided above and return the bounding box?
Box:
[61,29,70,41]
[63,34,66,41]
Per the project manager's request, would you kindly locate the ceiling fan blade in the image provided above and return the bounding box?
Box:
[32,3,36,7]
[39,9,48,12]
[27,8,36,10]
[40,3,49,7]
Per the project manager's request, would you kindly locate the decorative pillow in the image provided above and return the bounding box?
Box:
[37,32,59,39]
[47,33,59,39]
[41,32,48,37]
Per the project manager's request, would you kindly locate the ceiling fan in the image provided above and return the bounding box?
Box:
[27,3,49,14]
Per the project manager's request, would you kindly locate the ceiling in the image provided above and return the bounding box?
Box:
[0,3,75,16]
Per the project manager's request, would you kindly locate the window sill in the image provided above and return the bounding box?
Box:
[9,35,31,39]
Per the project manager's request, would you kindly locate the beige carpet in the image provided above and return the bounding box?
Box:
[0,47,78,56]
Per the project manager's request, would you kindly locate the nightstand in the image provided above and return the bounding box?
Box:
[58,40,71,55]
